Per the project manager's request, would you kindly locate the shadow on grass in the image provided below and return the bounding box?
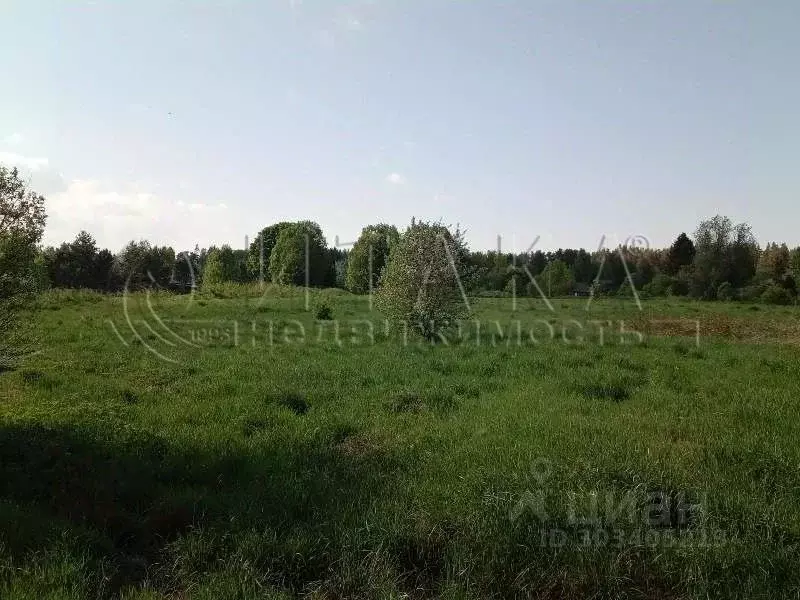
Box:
[0,422,405,596]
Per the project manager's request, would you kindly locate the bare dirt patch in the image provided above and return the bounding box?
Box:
[634,313,800,345]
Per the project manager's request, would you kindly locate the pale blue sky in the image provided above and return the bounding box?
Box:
[1,1,797,253]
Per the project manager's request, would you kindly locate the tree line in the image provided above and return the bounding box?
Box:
[32,216,799,305]
[3,165,800,363]
[2,165,799,308]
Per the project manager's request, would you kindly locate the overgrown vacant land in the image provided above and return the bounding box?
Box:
[2,287,799,599]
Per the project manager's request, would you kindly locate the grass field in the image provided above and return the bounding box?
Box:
[1,286,799,599]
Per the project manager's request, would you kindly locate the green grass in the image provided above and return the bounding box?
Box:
[1,287,799,598]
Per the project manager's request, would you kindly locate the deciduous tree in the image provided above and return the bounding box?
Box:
[376,220,468,340]
[538,259,573,297]
[247,222,294,281]
[1,165,47,368]
[345,224,399,294]
[757,242,791,281]
[114,241,175,289]
[269,221,330,286]
[691,216,759,298]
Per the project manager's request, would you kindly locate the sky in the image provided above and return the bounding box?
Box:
[1,1,797,254]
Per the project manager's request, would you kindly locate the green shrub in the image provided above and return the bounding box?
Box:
[643,273,674,297]
[315,300,333,320]
[740,283,767,302]
[668,278,690,297]
[761,284,793,305]
[779,273,797,295]
[717,281,734,301]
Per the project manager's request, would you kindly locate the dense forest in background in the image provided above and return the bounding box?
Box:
[34,215,800,304]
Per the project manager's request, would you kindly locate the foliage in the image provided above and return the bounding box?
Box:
[172,247,201,290]
[113,241,175,290]
[332,249,348,289]
[0,166,47,245]
[538,259,573,297]
[201,248,225,287]
[717,281,734,301]
[642,273,674,297]
[1,166,47,368]
[757,242,791,281]
[630,254,656,288]
[345,224,399,294]
[201,245,249,286]
[779,273,797,296]
[12,212,797,310]
[31,251,50,292]
[315,299,333,320]
[664,233,696,275]
[269,221,330,287]
[740,282,768,303]
[0,234,41,304]
[691,215,759,298]
[791,247,800,283]
[376,221,468,340]
[94,249,116,290]
[246,222,294,281]
[41,231,115,290]
[761,284,793,305]
[0,167,46,300]
[667,266,692,297]
[462,251,511,292]
[504,274,520,295]
[570,249,595,283]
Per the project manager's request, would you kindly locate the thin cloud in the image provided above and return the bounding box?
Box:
[3,133,24,145]
[386,172,406,185]
[342,15,363,31]
[0,151,49,171]
[45,180,233,251]
[176,199,229,212]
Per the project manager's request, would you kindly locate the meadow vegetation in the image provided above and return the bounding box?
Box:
[3,170,800,597]
[1,286,799,599]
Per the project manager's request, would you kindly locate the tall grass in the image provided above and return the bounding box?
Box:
[0,290,798,598]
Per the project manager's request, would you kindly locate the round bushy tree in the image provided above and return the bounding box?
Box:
[345,224,399,294]
[247,221,294,281]
[376,220,468,340]
[269,221,329,286]
[200,245,245,287]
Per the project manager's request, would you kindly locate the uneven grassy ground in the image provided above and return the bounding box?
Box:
[1,287,799,599]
